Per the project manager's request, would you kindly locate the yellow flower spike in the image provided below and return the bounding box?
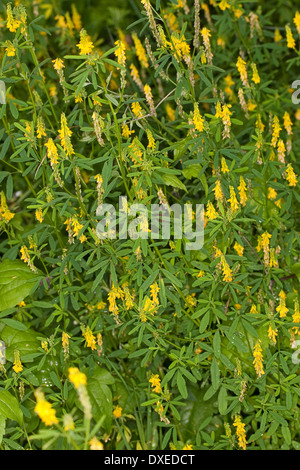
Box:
[132,32,149,68]
[34,389,59,426]
[113,405,123,419]
[89,436,104,450]
[253,340,264,378]
[286,25,296,49]
[6,4,21,32]
[114,39,126,68]
[228,186,239,213]
[193,103,204,132]
[149,373,162,393]
[286,164,298,187]
[236,56,249,87]
[82,326,97,351]
[268,324,278,344]
[59,113,74,156]
[68,367,87,389]
[251,63,260,84]
[77,29,94,55]
[233,415,247,450]
[213,180,223,201]
[12,350,23,373]
[206,201,218,220]
[5,41,16,57]
[234,242,244,257]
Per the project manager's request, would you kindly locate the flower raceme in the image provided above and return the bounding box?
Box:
[34,389,58,427]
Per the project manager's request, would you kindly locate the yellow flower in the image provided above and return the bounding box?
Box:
[62,332,71,354]
[45,138,59,167]
[219,0,230,10]
[251,63,260,84]
[0,192,14,223]
[206,201,218,220]
[132,101,144,118]
[34,389,58,426]
[132,32,148,68]
[35,208,44,223]
[6,4,21,32]
[150,282,160,306]
[228,186,239,213]
[221,255,233,283]
[59,113,74,156]
[274,29,282,42]
[122,124,134,139]
[77,29,94,55]
[238,176,247,206]
[52,58,65,71]
[221,157,229,173]
[268,324,278,344]
[68,367,87,389]
[5,42,16,57]
[12,351,23,373]
[63,414,75,431]
[292,299,300,335]
[144,84,156,116]
[277,139,286,163]
[108,284,124,317]
[236,56,249,87]
[268,187,277,200]
[294,12,300,34]
[183,444,193,450]
[286,25,296,49]
[36,116,46,139]
[286,164,298,187]
[149,374,162,393]
[271,115,281,148]
[193,103,204,132]
[185,293,197,308]
[213,180,223,201]
[234,242,244,257]
[20,245,30,264]
[253,340,264,378]
[113,405,123,419]
[166,103,175,121]
[276,290,289,318]
[71,4,82,31]
[83,326,97,350]
[114,39,126,68]
[250,304,258,314]
[283,111,293,135]
[146,129,156,149]
[89,436,104,450]
[201,27,213,64]
[233,415,247,450]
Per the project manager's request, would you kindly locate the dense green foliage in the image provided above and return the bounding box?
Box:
[0,0,299,450]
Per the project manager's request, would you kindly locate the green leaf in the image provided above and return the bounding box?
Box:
[218,386,227,415]
[86,367,114,433]
[0,416,5,445]
[176,372,188,399]
[159,173,187,192]
[211,358,220,391]
[0,390,23,424]
[0,260,41,311]
[0,325,41,363]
